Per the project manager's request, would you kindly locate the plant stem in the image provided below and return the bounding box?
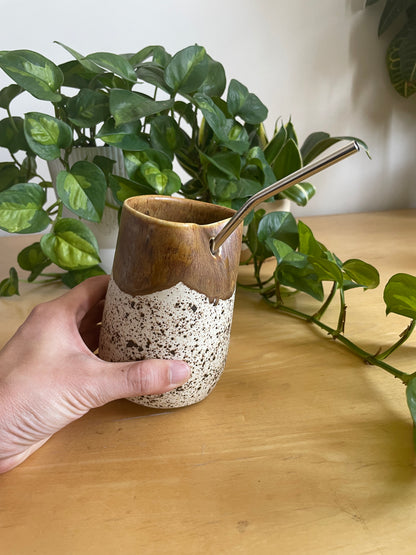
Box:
[253,257,264,289]
[265,299,410,383]
[33,277,62,284]
[376,320,416,360]
[273,270,283,304]
[7,108,19,132]
[10,152,21,168]
[337,287,347,334]
[56,200,63,221]
[313,282,337,321]
[105,200,119,210]
[238,281,275,295]
[59,156,70,172]
[46,200,61,214]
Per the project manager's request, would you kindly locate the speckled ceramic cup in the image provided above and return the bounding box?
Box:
[99,195,243,409]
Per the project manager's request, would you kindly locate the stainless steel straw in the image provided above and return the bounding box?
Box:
[210,140,360,254]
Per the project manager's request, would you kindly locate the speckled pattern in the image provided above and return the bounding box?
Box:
[99,277,236,408]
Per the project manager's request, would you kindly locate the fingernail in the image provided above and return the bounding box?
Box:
[169,361,191,386]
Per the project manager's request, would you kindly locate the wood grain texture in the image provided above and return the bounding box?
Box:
[1,210,416,555]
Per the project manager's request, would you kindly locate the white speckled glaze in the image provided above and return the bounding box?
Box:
[99,277,235,408]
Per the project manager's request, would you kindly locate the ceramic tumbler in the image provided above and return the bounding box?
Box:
[99,195,243,409]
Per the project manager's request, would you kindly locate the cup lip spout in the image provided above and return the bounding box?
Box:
[124,195,236,228]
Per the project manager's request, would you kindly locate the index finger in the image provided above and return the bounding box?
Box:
[58,275,111,324]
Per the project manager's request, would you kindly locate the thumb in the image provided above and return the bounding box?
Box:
[88,358,191,407]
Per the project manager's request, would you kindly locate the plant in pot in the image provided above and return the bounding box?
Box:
[3,43,416,451]
[365,0,416,97]
[0,42,364,293]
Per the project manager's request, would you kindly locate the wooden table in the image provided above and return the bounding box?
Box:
[1,210,416,554]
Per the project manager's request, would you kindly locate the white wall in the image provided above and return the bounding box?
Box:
[1,0,415,217]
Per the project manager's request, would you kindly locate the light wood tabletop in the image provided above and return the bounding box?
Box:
[1,210,416,554]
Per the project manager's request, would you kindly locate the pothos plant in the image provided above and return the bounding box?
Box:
[2,44,416,449]
[0,42,361,288]
[366,0,416,97]
[241,209,416,449]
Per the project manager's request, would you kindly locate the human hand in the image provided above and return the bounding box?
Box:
[0,275,190,473]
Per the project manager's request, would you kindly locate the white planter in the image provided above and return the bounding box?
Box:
[47,146,126,272]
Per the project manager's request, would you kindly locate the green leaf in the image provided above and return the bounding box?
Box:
[85,52,137,82]
[227,79,268,124]
[298,220,326,258]
[0,182,50,233]
[309,255,344,285]
[272,138,302,180]
[0,267,19,297]
[263,122,286,165]
[193,92,226,135]
[0,162,20,191]
[265,237,293,264]
[108,174,154,206]
[194,93,250,154]
[59,60,98,89]
[24,112,72,160]
[279,181,315,207]
[56,161,107,222]
[0,117,28,153]
[378,0,411,35]
[197,55,226,97]
[207,167,260,202]
[277,252,324,301]
[165,45,208,93]
[17,242,50,281]
[92,155,116,177]
[19,155,37,182]
[54,42,103,74]
[40,218,101,270]
[123,149,172,180]
[173,100,197,127]
[384,273,416,319]
[0,50,63,101]
[66,89,110,127]
[342,259,380,289]
[200,150,241,179]
[246,208,266,258]
[285,120,298,145]
[176,144,200,179]
[300,132,369,165]
[127,46,157,66]
[149,115,184,159]
[222,120,251,154]
[129,45,171,68]
[97,119,149,151]
[0,84,23,109]
[136,63,172,93]
[61,265,106,288]
[300,131,330,164]
[400,31,416,84]
[140,161,182,195]
[245,147,276,186]
[386,24,416,97]
[257,211,299,250]
[109,89,174,125]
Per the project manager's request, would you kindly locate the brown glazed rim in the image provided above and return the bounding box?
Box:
[124,195,235,229]
[113,195,243,300]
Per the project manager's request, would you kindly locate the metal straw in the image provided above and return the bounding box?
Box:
[210,140,361,254]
